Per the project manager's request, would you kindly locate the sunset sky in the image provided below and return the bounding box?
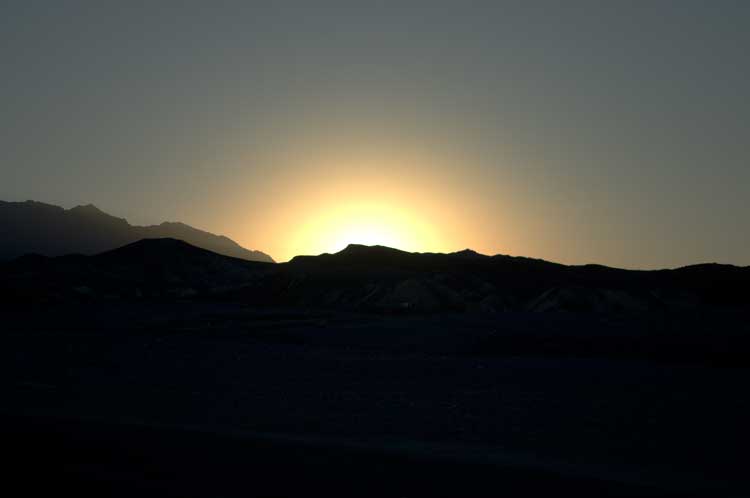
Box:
[1,2,748,266]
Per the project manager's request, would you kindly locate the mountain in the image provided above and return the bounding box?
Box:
[2,238,748,313]
[0,200,274,263]
[236,244,750,313]
[0,238,272,303]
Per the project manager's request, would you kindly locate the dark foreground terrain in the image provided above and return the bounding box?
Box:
[3,302,748,497]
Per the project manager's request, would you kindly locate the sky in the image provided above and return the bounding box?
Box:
[1,1,748,267]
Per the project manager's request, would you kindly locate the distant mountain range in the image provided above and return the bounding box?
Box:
[275,244,750,313]
[0,200,274,263]
[2,237,748,314]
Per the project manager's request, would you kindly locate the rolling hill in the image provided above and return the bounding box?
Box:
[5,238,747,314]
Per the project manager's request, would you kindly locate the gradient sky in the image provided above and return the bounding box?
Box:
[1,2,748,267]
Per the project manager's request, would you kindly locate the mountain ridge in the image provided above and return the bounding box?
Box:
[0,200,274,263]
[2,238,749,312]
[268,242,750,313]
[300,243,747,272]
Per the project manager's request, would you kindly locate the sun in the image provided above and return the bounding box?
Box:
[329,220,407,252]
[239,142,471,261]
[288,199,440,258]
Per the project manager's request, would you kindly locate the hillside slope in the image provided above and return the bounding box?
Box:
[0,200,273,262]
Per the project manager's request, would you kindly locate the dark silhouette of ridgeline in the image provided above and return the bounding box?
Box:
[2,237,749,313]
[273,244,750,312]
[1,238,273,303]
[0,200,273,263]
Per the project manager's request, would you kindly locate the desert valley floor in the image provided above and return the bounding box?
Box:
[3,302,747,497]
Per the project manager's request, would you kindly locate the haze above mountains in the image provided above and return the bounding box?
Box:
[0,200,273,263]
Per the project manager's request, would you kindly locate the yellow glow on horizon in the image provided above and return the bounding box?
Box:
[223,137,507,262]
[288,199,442,258]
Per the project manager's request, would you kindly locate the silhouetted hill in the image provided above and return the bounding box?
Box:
[268,244,750,312]
[4,247,749,498]
[0,200,274,262]
[0,238,272,304]
[94,238,269,281]
[3,239,749,312]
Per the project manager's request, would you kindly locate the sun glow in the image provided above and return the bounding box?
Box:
[230,143,484,262]
[288,199,442,258]
[330,222,403,251]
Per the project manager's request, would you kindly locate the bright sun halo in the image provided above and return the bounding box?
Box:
[330,221,405,252]
[289,200,440,258]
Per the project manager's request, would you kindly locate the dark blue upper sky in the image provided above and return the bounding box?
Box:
[1,2,748,266]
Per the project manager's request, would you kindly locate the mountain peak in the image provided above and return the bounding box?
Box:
[96,237,206,259]
[337,244,408,256]
[0,199,274,263]
[158,221,189,228]
[69,203,105,215]
[451,248,485,258]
